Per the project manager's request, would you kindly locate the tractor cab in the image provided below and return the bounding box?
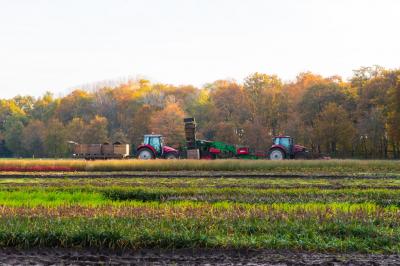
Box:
[268,136,308,160]
[273,136,293,152]
[137,134,179,159]
[143,135,163,154]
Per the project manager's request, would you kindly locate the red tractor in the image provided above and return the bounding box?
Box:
[268,136,309,160]
[136,134,179,159]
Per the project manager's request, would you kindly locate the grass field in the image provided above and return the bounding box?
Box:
[0,159,400,174]
[0,176,399,253]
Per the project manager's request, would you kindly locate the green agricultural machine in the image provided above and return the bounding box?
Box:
[184,118,264,159]
[184,117,314,160]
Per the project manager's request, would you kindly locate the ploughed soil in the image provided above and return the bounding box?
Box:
[1,249,399,265]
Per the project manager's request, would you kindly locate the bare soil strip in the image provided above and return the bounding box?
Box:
[0,249,399,265]
[0,171,398,179]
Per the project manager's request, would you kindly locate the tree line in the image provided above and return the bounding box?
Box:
[0,66,399,158]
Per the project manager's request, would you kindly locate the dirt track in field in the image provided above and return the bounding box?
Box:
[0,171,397,179]
[1,249,399,265]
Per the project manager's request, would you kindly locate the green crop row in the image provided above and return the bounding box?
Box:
[0,217,399,252]
[2,177,400,189]
[100,187,400,206]
[1,186,400,206]
[0,176,399,252]
[1,201,397,217]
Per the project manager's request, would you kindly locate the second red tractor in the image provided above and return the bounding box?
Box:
[267,136,309,160]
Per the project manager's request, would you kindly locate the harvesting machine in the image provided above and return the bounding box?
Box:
[70,118,313,160]
[184,117,310,160]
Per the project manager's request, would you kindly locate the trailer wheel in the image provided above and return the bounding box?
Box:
[137,148,154,160]
[269,148,285,160]
[165,152,178,159]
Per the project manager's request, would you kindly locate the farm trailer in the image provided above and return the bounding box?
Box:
[71,136,179,160]
[73,143,130,160]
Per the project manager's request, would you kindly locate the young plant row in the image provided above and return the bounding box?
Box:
[2,177,400,190]
[0,202,398,220]
[0,216,399,252]
[1,187,400,206]
[0,176,399,252]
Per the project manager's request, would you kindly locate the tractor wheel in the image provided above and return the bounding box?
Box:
[295,151,308,159]
[137,148,154,160]
[269,148,285,160]
[165,152,178,159]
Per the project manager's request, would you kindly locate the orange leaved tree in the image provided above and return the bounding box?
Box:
[149,102,185,148]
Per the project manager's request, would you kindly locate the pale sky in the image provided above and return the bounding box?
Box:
[0,0,399,99]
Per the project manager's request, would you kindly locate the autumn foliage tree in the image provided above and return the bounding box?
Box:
[22,120,46,157]
[314,103,356,155]
[129,104,153,146]
[83,116,109,144]
[0,67,400,158]
[45,119,68,157]
[387,73,400,157]
[149,102,185,148]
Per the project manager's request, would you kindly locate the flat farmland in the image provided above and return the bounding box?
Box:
[0,159,400,264]
[0,159,400,174]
